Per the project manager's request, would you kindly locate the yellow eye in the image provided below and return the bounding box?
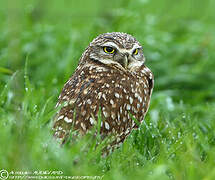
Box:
[103,46,115,54]
[133,49,138,55]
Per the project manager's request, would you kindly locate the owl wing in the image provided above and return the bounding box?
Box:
[140,64,154,116]
[53,67,93,143]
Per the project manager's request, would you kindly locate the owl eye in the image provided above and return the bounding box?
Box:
[133,49,138,55]
[103,46,115,54]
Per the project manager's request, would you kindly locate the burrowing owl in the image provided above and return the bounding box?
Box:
[53,32,154,152]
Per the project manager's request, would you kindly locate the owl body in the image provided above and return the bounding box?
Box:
[53,32,154,150]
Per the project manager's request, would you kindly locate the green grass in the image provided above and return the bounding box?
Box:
[1,0,215,179]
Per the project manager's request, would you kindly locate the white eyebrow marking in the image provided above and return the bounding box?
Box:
[103,42,119,49]
[118,44,142,54]
[132,44,142,50]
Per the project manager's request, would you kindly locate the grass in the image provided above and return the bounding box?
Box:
[0,0,215,179]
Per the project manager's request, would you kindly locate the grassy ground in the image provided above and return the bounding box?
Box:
[0,0,215,179]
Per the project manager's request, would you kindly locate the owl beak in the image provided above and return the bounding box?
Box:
[123,55,128,69]
[115,53,131,69]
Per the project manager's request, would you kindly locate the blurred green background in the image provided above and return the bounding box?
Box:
[0,0,215,179]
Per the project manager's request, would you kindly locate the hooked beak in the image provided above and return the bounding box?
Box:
[114,52,133,69]
[123,55,128,69]
[117,53,130,69]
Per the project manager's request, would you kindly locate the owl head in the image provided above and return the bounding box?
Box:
[85,32,145,71]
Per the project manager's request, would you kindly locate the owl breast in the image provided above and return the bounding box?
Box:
[53,60,154,146]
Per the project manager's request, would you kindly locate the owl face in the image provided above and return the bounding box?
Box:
[88,32,145,71]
